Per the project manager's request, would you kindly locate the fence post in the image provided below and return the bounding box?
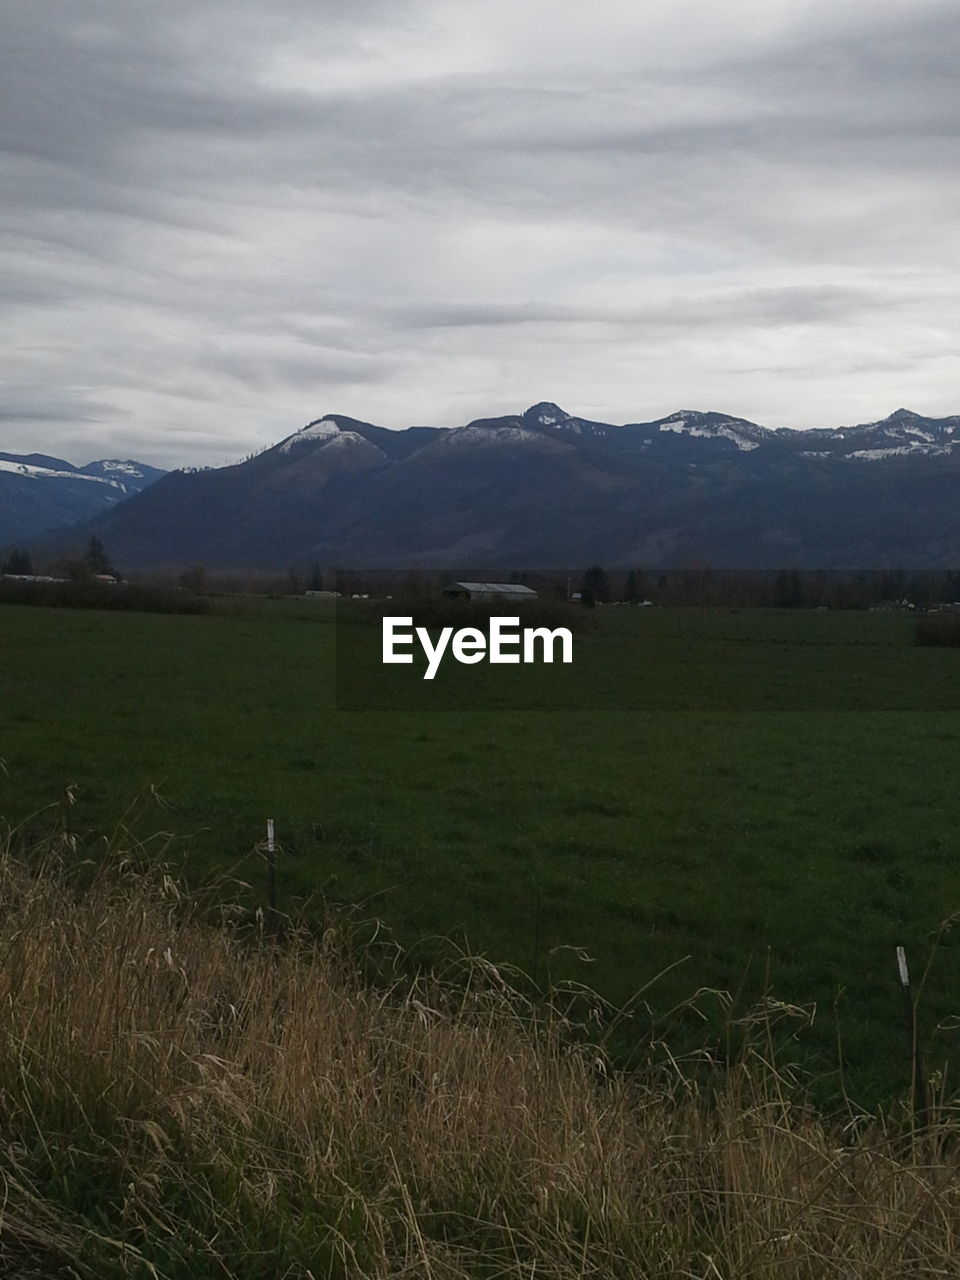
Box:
[896,946,928,1131]
[266,818,277,915]
[531,884,542,987]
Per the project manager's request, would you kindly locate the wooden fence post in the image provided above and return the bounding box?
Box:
[266,818,277,915]
[531,884,542,987]
[896,946,928,1131]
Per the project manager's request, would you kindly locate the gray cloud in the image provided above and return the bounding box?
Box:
[2,0,959,464]
[389,284,885,333]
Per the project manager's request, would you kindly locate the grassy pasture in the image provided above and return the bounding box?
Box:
[4,842,960,1278]
[2,596,960,1105]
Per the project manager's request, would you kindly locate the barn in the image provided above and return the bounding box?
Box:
[441,581,538,603]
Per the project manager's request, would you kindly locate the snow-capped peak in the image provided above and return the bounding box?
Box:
[524,401,571,428]
[0,458,110,484]
[655,411,763,451]
[660,410,696,425]
[882,408,923,425]
[519,403,615,437]
[93,460,147,476]
[819,408,960,458]
[277,417,341,453]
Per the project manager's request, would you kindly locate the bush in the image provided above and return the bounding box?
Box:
[914,612,960,647]
[0,577,210,614]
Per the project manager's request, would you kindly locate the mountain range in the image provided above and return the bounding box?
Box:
[7,402,960,569]
[0,453,166,547]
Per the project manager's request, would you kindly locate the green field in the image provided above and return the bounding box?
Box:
[3,597,960,1106]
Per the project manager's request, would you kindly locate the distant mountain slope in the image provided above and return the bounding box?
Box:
[0,453,165,546]
[27,404,960,569]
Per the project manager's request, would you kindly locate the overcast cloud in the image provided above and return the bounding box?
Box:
[2,0,958,466]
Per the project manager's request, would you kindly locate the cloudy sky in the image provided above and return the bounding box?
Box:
[3,0,958,467]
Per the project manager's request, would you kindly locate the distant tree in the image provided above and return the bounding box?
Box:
[337,570,360,598]
[680,562,714,604]
[399,570,424,598]
[85,535,114,576]
[774,568,803,608]
[1,548,33,575]
[308,562,324,591]
[623,569,649,603]
[906,572,933,611]
[61,557,91,582]
[579,586,596,609]
[581,565,610,604]
[808,569,828,609]
[178,564,209,594]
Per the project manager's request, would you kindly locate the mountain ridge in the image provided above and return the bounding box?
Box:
[0,452,166,546]
[8,403,960,569]
[267,402,960,460]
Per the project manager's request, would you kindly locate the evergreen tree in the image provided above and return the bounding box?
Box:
[1,548,33,575]
[85,535,114,576]
[581,565,610,604]
[774,568,803,608]
[623,569,637,603]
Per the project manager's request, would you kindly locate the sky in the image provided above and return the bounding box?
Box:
[2,0,959,468]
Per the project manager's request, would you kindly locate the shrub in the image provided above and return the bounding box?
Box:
[914,612,960,647]
[0,577,210,614]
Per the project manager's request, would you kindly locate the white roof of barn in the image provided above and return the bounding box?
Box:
[447,581,537,596]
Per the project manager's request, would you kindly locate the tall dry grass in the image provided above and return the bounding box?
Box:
[0,830,959,1278]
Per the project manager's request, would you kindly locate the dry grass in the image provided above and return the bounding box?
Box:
[1,831,960,1278]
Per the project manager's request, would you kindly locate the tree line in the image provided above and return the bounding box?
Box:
[1,536,116,581]
[7,546,960,611]
[574,565,960,609]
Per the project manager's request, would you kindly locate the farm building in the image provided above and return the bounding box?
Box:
[441,581,538,603]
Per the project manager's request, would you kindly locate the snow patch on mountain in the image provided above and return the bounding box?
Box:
[525,401,571,428]
[324,430,384,454]
[897,428,936,442]
[0,458,117,486]
[93,460,148,477]
[848,444,951,460]
[657,414,761,451]
[520,403,614,437]
[439,424,558,450]
[278,418,341,452]
[821,407,960,458]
